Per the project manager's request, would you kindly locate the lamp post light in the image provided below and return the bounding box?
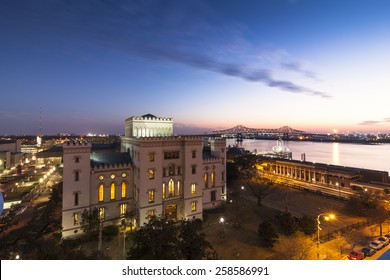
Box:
[336,182,340,198]
[317,213,335,260]
[219,217,226,233]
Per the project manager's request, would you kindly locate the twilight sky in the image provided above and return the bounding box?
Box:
[1,0,390,135]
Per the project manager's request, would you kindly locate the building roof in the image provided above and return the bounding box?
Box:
[37,143,119,158]
[227,146,246,156]
[141,113,157,119]
[90,152,132,167]
[262,156,388,175]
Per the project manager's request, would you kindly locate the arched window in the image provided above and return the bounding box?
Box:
[121,182,126,198]
[168,179,175,197]
[211,171,215,187]
[98,184,104,202]
[204,173,208,188]
[110,182,115,200]
[177,180,181,196]
[162,182,166,199]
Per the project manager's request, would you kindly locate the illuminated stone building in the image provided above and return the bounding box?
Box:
[0,140,23,172]
[62,114,226,238]
[258,157,390,198]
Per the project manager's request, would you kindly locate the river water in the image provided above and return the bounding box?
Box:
[226,139,390,173]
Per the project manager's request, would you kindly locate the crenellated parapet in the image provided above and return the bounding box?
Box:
[202,156,221,162]
[126,114,173,122]
[65,140,90,146]
[91,162,132,170]
[63,141,91,154]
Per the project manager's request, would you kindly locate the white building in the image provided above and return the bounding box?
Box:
[0,140,23,172]
[62,114,226,238]
[62,142,133,238]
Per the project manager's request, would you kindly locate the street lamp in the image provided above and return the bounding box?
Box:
[317,213,335,259]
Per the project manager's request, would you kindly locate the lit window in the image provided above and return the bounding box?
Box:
[168,179,175,197]
[204,173,209,188]
[98,175,104,180]
[121,172,127,178]
[110,174,115,179]
[98,184,104,202]
[99,207,105,220]
[162,183,166,199]
[120,203,127,216]
[191,201,197,212]
[148,190,155,203]
[121,182,126,198]
[149,169,155,180]
[211,172,215,187]
[147,209,155,218]
[177,180,181,196]
[73,213,79,225]
[149,152,155,162]
[191,183,196,195]
[110,182,115,200]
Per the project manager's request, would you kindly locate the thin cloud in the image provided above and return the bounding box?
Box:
[281,61,318,80]
[1,0,330,98]
[358,118,390,125]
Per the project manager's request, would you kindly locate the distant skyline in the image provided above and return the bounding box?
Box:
[1,0,390,135]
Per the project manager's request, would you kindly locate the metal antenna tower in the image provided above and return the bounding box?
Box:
[39,105,42,136]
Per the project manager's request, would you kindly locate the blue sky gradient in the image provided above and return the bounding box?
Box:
[1,0,390,134]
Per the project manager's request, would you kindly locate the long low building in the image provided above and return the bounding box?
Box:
[257,157,390,198]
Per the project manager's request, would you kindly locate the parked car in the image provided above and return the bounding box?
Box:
[369,240,384,250]
[378,236,389,246]
[348,250,365,260]
[361,247,376,257]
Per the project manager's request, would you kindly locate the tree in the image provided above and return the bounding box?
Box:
[235,154,280,206]
[298,216,317,236]
[278,212,298,236]
[127,216,179,259]
[178,219,216,259]
[122,209,136,232]
[80,208,100,237]
[332,232,348,256]
[127,216,216,260]
[274,232,316,260]
[347,192,389,236]
[258,221,279,248]
[226,161,239,182]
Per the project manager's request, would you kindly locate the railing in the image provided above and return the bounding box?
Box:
[319,219,372,243]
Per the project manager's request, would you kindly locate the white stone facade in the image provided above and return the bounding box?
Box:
[62,142,133,238]
[62,115,226,238]
[125,114,173,138]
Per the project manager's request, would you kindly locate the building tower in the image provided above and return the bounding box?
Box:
[62,141,92,238]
